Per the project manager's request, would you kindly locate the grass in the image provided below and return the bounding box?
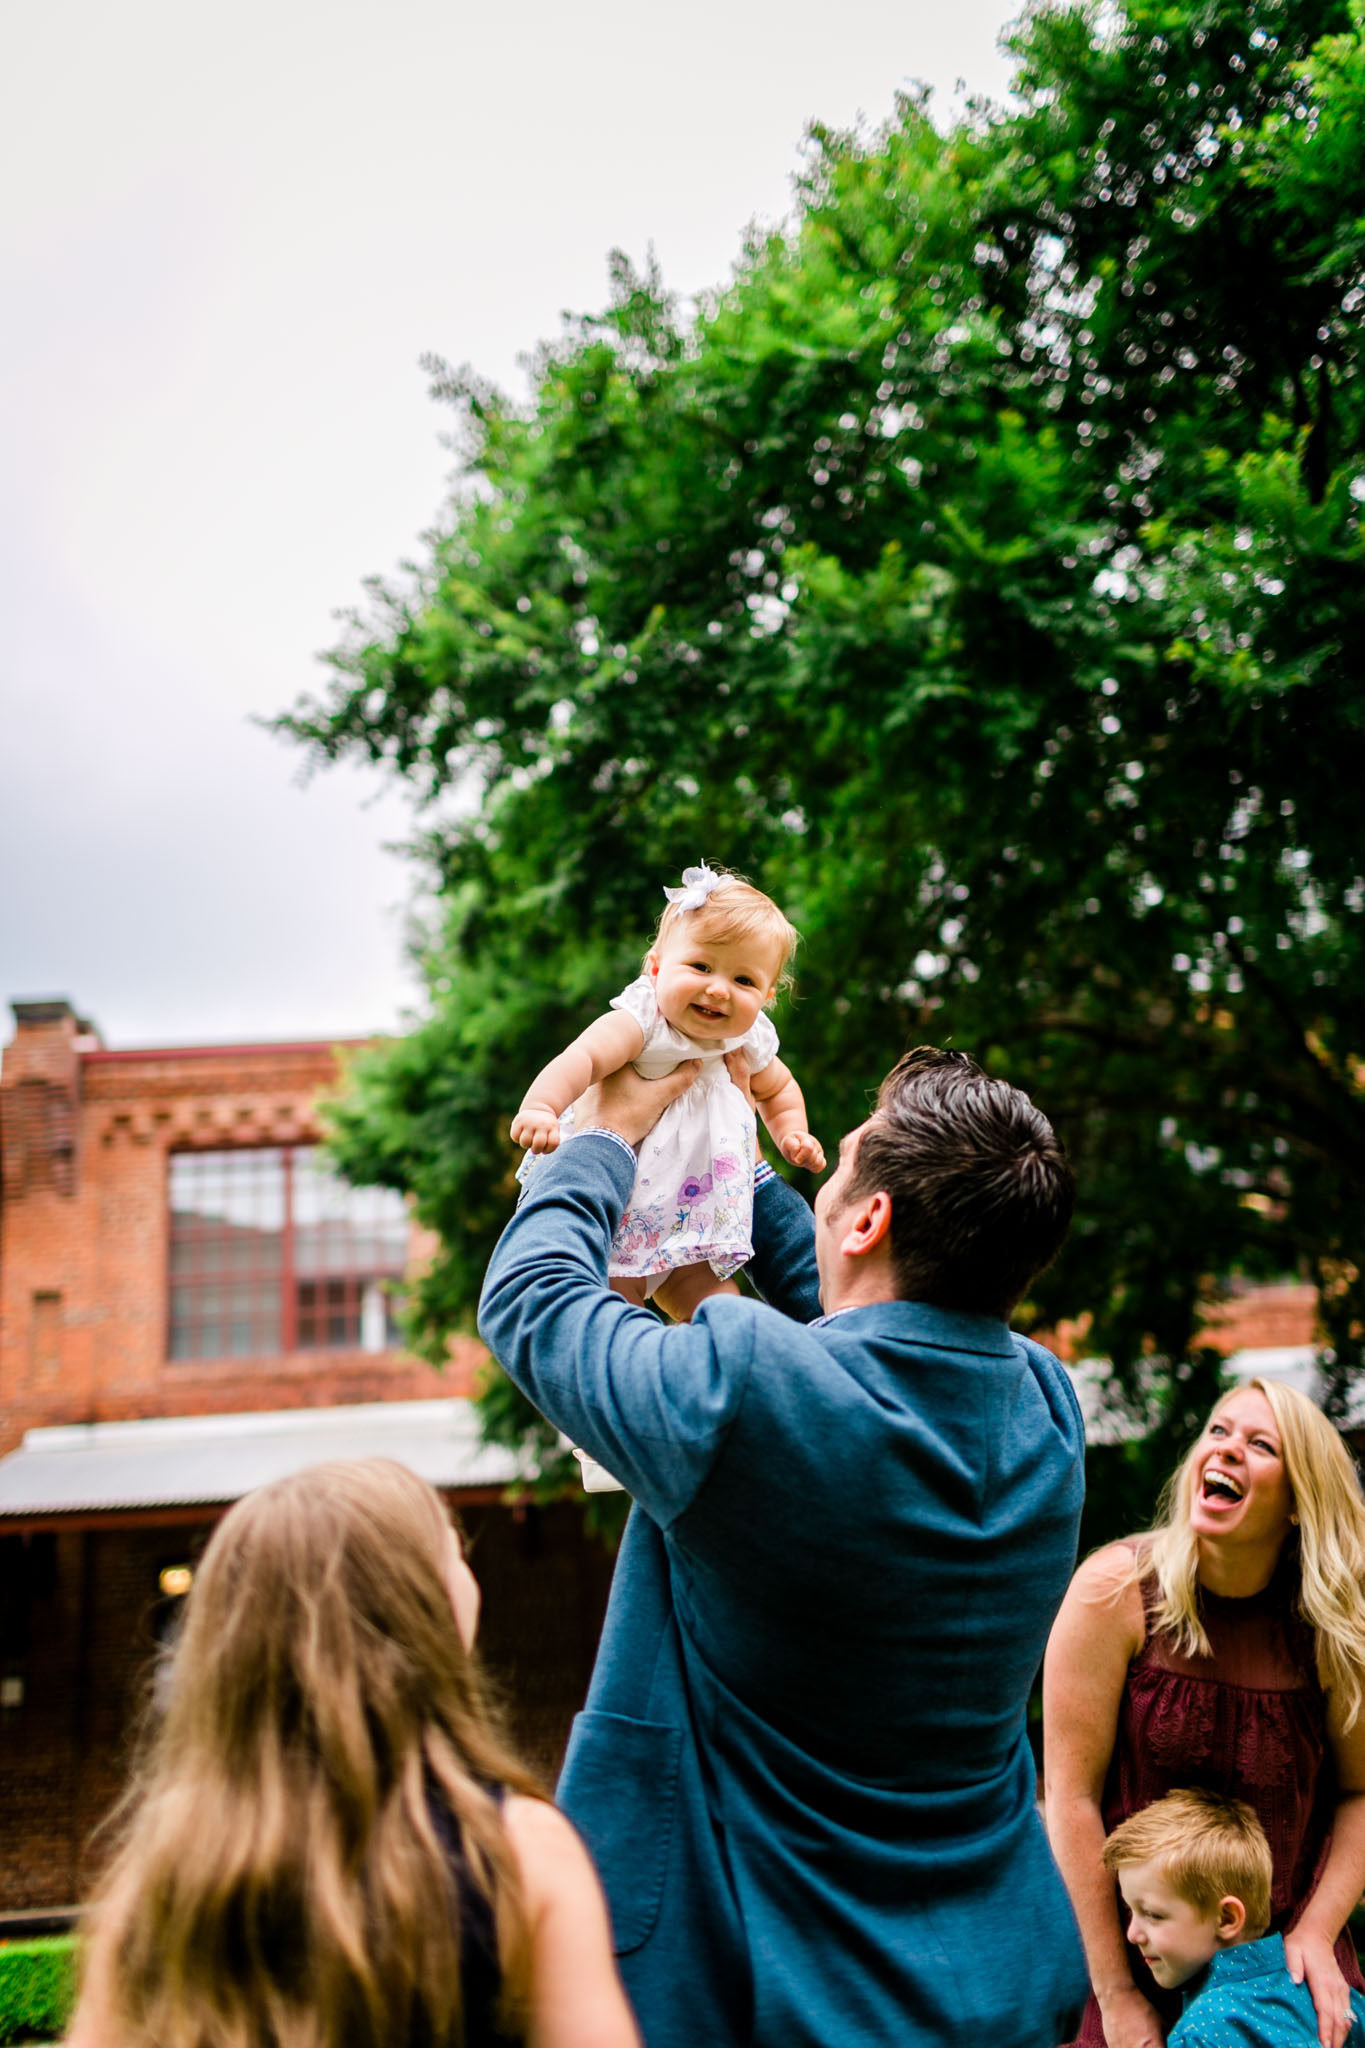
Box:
[0,1937,75,2045]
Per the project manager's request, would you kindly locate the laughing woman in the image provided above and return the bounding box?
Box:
[1044,1379,1365,2048]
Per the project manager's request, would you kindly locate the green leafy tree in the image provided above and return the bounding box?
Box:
[283,0,1365,1512]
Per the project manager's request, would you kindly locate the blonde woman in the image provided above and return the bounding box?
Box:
[1044,1380,1365,2048]
[65,1460,639,2048]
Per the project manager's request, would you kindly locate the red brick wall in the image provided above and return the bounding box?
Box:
[0,1005,483,1458]
[0,1005,618,1917]
[1198,1282,1319,1356]
[0,1523,176,1908]
[0,1503,615,1910]
[1043,1281,1319,1367]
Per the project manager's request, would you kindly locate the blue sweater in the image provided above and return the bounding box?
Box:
[478,1135,1088,2047]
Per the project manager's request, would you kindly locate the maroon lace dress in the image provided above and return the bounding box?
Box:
[1065,1553,1364,2045]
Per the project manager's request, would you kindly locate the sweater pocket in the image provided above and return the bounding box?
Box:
[558,1709,682,1954]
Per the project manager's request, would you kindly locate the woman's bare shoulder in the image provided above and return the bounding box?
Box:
[1065,1541,1148,1639]
[1045,1543,1149,1731]
[503,1796,642,2048]
[1077,1538,1142,1587]
[503,1796,595,1893]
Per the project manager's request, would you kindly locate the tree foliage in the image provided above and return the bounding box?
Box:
[282,0,1365,1496]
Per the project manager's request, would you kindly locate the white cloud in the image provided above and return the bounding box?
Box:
[1,0,1016,1045]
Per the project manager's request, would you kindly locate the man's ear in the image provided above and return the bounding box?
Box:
[838,1188,893,1261]
[1214,1895,1247,1947]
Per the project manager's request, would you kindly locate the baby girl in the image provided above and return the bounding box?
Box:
[512,864,824,1327]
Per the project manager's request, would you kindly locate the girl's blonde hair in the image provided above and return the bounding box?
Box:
[649,867,800,990]
[77,1458,542,2048]
[1142,1378,1365,1728]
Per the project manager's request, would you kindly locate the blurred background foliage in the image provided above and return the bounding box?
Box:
[278,0,1365,1539]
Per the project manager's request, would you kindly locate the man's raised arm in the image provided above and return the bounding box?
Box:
[746,1168,821,1323]
[720,1048,822,1324]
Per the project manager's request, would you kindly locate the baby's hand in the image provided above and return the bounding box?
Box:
[780,1131,826,1172]
[511,1102,562,1153]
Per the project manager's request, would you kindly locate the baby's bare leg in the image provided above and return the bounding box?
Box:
[653,1264,742,1323]
[610,1275,650,1308]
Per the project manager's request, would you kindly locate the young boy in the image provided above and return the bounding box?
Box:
[1103,1788,1365,2046]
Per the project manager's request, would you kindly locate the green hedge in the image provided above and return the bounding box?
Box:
[0,1936,75,2044]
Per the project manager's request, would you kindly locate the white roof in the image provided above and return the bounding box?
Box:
[0,1397,534,1518]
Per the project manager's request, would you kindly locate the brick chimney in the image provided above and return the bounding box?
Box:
[1,1000,101,1201]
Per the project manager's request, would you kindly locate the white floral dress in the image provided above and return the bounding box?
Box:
[518,975,779,1293]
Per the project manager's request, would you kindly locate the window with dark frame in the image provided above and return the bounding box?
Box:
[167,1147,408,1361]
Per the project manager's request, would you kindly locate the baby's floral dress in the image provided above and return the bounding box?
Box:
[517,975,779,1293]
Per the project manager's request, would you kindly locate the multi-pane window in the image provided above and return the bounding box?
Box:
[168,1148,408,1361]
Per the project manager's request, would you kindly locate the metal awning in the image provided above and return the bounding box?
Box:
[0,1398,535,1526]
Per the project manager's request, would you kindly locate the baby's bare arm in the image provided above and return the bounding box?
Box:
[749,1057,825,1171]
[512,1012,646,1153]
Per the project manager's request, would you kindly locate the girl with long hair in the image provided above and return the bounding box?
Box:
[65,1458,640,2048]
[1045,1379,1365,2048]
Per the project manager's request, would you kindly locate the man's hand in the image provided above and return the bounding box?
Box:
[780,1131,826,1172]
[723,1049,755,1107]
[575,1061,701,1149]
[511,1101,563,1153]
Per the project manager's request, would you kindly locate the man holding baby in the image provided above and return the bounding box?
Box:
[479,1045,1087,2047]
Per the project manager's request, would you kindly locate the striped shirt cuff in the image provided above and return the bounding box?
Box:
[566,1127,639,1169]
[754,1159,777,1189]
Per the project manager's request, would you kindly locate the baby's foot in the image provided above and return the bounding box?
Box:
[572,1446,626,1494]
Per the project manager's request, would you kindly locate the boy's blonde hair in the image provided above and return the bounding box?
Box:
[649,866,800,990]
[1102,1788,1273,1938]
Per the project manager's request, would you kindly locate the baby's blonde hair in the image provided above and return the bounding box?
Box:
[1102,1788,1273,1938]
[649,867,800,990]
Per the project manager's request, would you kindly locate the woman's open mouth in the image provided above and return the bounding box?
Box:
[1201,1468,1245,1505]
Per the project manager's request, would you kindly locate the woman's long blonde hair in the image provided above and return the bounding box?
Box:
[1143,1378,1365,1728]
[78,1459,542,2048]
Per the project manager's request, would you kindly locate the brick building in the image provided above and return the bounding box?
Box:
[1057,1277,1344,1448]
[0,999,613,1914]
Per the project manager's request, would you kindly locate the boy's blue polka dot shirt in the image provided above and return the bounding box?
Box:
[1171,1934,1365,2047]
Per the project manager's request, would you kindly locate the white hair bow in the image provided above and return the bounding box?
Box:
[663,864,723,912]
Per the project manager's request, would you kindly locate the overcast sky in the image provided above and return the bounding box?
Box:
[2,0,1019,1049]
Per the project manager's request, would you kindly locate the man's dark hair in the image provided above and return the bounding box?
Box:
[841,1047,1075,1319]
